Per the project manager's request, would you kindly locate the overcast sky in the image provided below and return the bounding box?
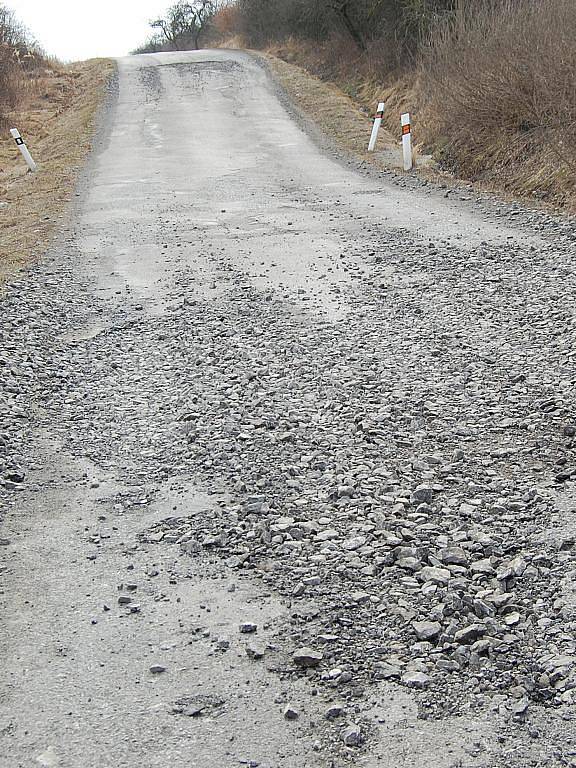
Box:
[8,0,172,61]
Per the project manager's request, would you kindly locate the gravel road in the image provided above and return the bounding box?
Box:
[1,50,576,768]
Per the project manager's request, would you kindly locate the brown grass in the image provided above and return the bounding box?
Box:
[0,58,114,285]
[263,36,426,153]
[419,0,576,208]
[220,0,576,210]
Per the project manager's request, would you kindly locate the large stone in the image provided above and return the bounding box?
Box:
[455,624,485,644]
[411,485,434,504]
[401,671,430,689]
[412,620,442,641]
[438,546,469,566]
[239,622,258,634]
[293,647,323,668]
[342,724,363,747]
[418,565,451,584]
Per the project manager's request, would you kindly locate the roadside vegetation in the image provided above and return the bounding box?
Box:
[0,4,49,127]
[0,4,113,283]
[210,0,576,209]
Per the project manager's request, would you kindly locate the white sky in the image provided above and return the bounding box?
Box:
[7,0,173,61]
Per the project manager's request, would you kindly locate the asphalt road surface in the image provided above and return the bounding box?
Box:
[1,50,576,768]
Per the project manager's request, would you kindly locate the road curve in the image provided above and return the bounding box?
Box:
[1,50,575,768]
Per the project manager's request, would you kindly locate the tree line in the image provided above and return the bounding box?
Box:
[133,0,459,60]
[132,1,222,54]
[235,0,458,56]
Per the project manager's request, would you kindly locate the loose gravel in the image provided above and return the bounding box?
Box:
[2,202,576,765]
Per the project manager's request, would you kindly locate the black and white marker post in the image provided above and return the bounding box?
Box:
[10,128,37,173]
[368,101,385,152]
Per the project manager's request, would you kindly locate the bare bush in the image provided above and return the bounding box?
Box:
[0,4,46,125]
[131,34,166,55]
[420,0,576,201]
[213,3,242,39]
[0,47,18,124]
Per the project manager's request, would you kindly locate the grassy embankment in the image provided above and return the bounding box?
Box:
[0,59,113,284]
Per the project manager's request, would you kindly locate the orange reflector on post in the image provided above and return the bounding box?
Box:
[401,112,413,171]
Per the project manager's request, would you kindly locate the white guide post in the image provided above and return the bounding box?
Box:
[401,113,413,171]
[368,101,385,152]
[10,128,37,173]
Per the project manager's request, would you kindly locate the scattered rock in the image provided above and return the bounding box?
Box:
[341,724,363,747]
[293,648,323,668]
[283,704,299,720]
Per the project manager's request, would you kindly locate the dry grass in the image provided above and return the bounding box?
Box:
[0,58,114,284]
[418,0,576,208]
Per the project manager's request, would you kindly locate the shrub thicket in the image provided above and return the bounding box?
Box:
[420,0,576,200]
[235,0,456,63]
[0,5,46,126]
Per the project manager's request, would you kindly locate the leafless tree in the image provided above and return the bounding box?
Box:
[151,0,219,51]
[327,1,367,51]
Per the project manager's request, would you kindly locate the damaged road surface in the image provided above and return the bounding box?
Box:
[1,50,576,767]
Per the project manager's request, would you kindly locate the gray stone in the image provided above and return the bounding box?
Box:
[412,620,442,641]
[411,485,434,504]
[246,641,265,659]
[283,704,299,720]
[341,724,363,747]
[470,559,495,575]
[342,536,366,551]
[418,565,451,584]
[293,648,323,668]
[401,671,430,689]
[455,624,485,644]
[239,622,258,634]
[325,704,345,720]
[438,546,469,566]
